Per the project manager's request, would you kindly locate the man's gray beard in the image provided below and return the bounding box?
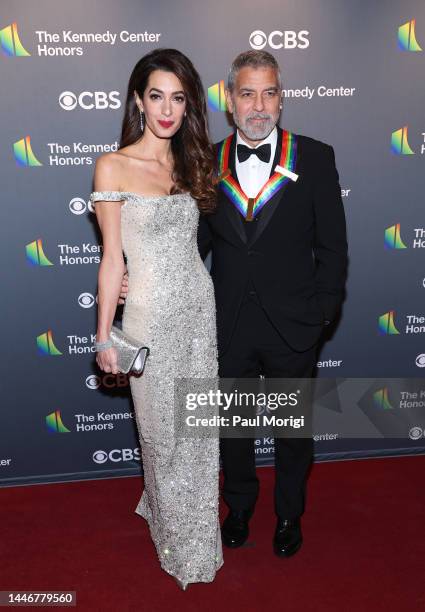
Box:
[233,110,278,142]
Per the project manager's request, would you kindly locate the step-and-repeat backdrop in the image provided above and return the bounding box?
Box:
[1,0,425,485]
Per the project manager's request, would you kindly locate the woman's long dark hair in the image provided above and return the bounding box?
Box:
[120,49,216,213]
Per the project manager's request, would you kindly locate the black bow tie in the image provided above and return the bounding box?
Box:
[237,143,271,164]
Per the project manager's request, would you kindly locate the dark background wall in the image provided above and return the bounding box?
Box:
[1,0,425,485]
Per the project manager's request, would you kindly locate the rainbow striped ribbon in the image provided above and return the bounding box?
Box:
[217,130,297,220]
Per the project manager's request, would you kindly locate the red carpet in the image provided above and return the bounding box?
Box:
[2,456,424,611]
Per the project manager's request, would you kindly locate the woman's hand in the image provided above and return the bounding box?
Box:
[96,346,119,374]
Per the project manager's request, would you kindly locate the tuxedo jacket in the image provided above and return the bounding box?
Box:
[197,127,348,355]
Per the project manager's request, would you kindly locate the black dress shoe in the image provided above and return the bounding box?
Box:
[221,509,253,548]
[273,518,302,558]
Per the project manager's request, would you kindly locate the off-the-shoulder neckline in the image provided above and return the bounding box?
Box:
[91,191,190,201]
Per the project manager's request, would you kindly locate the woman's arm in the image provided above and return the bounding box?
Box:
[93,154,125,374]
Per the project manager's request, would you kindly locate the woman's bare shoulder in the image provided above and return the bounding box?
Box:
[95,151,129,174]
[94,151,132,190]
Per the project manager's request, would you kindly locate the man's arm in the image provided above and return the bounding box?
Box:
[312,144,348,323]
[197,213,213,260]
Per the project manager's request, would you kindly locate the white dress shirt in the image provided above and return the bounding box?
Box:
[235,127,278,198]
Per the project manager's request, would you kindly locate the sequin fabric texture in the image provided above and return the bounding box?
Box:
[90,191,223,587]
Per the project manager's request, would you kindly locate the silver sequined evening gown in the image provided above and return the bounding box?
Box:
[90,191,223,587]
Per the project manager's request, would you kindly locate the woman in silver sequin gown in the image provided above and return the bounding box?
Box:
[92,50,222,589]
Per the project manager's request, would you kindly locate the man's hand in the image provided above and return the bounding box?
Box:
[119,270,129,305]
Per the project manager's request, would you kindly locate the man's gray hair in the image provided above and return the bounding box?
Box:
[227,50,282,92]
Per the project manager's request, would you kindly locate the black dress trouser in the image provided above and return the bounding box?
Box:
[218,292,316,520]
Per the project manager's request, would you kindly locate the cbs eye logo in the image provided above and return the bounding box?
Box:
[59,90,121,111]
[86,375,101,390]
[59,91,78,110]
[249,29,309,50]
[78,292,95,308]
[93,450,108,464]
[250,30,268,49]
[416,354,425,368]
[69,197,94,215]
[409,426,423,440]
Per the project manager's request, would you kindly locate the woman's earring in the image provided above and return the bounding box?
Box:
[140,109,144,132]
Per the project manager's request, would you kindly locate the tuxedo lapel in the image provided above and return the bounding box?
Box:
[221,134,247,244]
[247,127,293,247]
[217,128,298,246]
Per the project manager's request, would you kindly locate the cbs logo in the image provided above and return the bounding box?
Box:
[249,29,309,50]
[415,354,425,368]
[69,197,94,215]
[85,374,129,389]
[409,426,423,440]
[78,293,95,309]
[86,375,101,390]
[59,91,121,111]
[92,448,141,464]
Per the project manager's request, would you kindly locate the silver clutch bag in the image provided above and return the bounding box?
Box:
[110,325,149,375]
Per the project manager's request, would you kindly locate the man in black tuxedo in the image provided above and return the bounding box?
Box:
[198,50,348,557]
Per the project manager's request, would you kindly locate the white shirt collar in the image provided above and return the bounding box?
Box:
[234,127,279,198]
